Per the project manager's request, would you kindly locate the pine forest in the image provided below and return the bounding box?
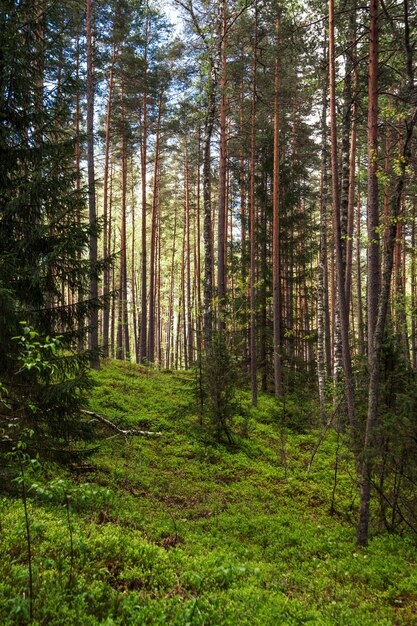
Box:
[1,0,417,624]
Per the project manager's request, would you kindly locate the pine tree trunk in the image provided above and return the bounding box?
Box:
[412,201,417,370]
[367,0,380,359]
[317,41,328,422]
[272,21,283,399]
[131,156,139,363]
[249,1,258,406]
[117,108,129,360]
[148,92,162,363]
[102,44,117,358]
[86,0,99,369]
[140,16,149,363]
[239,52,248,370]
[356,173,365,355]
[167,205,178,369]
[345,12,358,313]
[217,0,227,332]
[184,141,193,366]
[203,59,216,347]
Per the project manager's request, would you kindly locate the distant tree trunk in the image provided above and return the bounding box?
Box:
[181,205,187,369]
[260,192,268,392]
[367,0,380,358]
[139,16,149,363]
[86,0,99,369]
[148,92,162,363]
[166,205,178,369]
[217,0,227,332]
[249,1,258,406]
[195,127,203,364]
[203,59,217,347]
[102,44,117,358]
[345,11,357,313]
[356,170,365,356]
[272,20,283,399]
[156,210,162,365]
[131,156,139,362]
[412,201,417,370]
[239,51,248,369]
[184,141,193,365]
[117,105,130,361]
[75,34,84,351]
[110,171,116,357]
[317,41,328,423]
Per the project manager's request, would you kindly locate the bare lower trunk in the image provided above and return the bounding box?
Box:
[86,0,99,369]
[249,1,258,407]
[329,0,357,440]
[272,21,282,399]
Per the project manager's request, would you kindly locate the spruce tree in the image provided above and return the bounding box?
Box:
[0,1,103,460]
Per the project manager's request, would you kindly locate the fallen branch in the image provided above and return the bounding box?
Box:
[81,410,162,437]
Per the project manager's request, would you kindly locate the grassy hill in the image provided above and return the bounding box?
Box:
[1,361,416,625]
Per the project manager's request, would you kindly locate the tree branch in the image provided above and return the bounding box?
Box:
[81,410,162,437]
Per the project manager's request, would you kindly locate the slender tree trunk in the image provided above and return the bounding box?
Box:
[272,20,282,399]
[184,141,193,365]
[75,34,84,351]
[239,50,248,370]
[412,201,417,370]
[217,0,227,331]
[181,209,188,369]
[203,59,217,347]
[329,0,357,437]
[139,16,149,363]
[102,44,117,358]
[86,0,99,369]
[196,127,203,366]
[131,156,139,362]
[167,205,178,369]
[367,0,380,358]
[356,169,365,355]
[117,105,129,360]
[345,19,358,313]
[148,92,162,363]
[249,1,258,406]
[317,40,328,422]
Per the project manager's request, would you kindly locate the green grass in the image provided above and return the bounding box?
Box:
[1,360,417,625]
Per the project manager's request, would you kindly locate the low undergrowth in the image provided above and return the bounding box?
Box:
[1,360,416,625]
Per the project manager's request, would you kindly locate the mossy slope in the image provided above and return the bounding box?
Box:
[1,361,416,625]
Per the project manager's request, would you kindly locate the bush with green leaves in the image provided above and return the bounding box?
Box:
[0,323,95,483]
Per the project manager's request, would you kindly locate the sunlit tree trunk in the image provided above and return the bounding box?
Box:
[139,14,149,363]
[148,93,162,363]
[86,0,99,369]
[102,44,117,358]
[217,0,227,332]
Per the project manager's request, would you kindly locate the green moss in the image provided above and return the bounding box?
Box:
[0,361,416,625]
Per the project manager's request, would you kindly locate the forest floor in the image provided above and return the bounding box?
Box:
[1,361,417,625]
